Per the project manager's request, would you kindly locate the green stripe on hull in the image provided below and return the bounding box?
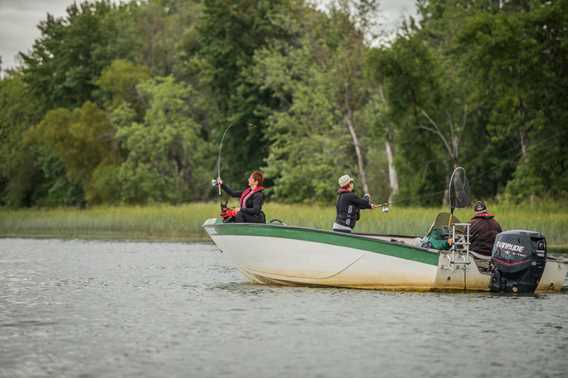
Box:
[205,221,439,266]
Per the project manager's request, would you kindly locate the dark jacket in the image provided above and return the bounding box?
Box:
[335,190,372,230]
[470,213,502,256]
[221,183,265,223]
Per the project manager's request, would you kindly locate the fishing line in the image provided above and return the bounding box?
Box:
[385,129,568,207]
[449,131,567,189]
[466,129,568,165]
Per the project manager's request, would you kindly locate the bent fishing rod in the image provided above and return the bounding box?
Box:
[215,124,235,196]
[215,123,257,196]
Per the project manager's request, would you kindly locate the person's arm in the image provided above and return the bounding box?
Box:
[221,183,242,198]
[346,193,372,209]
[239,192,263,215]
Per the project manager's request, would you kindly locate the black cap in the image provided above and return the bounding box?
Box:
[473,201,487,212]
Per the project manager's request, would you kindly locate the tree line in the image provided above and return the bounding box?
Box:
[0,0,566,208]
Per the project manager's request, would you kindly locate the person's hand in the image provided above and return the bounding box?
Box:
[448,238,454,246]
[234,207,240,213]
[371,203,381,209]
[216,177,223,185]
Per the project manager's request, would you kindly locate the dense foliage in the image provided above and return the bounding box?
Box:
[1,0,566,207]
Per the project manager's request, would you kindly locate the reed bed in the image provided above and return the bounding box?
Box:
[1,202,567,249]
[0,204,218,241]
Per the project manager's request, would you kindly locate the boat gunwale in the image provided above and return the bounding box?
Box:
[202,218,440,260]
[353,231,420,239]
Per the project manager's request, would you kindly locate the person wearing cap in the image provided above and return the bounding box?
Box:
[333,175,379,233]
[469,201,502,256]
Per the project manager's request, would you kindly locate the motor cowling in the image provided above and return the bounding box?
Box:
[490,230,547,294]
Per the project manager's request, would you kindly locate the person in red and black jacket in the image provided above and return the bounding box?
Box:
[217,171,266,223]
[470,201,503,256]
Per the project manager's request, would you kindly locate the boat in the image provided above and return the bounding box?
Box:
[202,215,568,293]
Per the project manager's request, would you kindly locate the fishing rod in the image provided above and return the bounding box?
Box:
[378,164,473,211]
[215,124,235,196]
[370,188,448,212]
[375,202,391,213]
[213,123,257,196]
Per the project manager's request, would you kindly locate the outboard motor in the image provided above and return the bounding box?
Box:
[490,230,547,294]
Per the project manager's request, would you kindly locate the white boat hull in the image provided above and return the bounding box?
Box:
[214,235,439,290]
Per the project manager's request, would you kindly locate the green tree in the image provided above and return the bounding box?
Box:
[96,59,151,116]
[24,102,119,203]
[0,74,43,206]
[457,0,568,200]
[254,45,353,202]
[253,4,381,202]
[115,77,212,203]
[198,0,292,184]
[367,33,450,205]
[20,1,119,109]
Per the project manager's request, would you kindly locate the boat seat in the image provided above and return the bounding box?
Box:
[469,250,491,260]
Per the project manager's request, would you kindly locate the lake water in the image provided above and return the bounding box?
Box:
[1,239,567,378]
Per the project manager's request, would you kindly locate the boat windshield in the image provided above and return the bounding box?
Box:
[426,212,461,237]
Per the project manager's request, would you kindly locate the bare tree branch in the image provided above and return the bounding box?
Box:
[419,108,454,161]
[343,82,369,194]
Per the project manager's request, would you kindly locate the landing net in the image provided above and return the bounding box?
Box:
[448,166,470,213]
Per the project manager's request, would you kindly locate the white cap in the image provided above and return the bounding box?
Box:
[338,174,353,187]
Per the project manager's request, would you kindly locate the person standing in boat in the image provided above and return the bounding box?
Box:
[470,201,502,255]
[216,171,266,223]
[333,175,379,233]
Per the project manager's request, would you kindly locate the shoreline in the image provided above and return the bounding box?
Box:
[1,203,567,252]
[0,233,211,243]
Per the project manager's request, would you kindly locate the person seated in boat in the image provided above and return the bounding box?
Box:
[332,174,380,233]
[216,171,266,223]
[470,201,502,256]
[419,212,456,250]
[421,228,453,250]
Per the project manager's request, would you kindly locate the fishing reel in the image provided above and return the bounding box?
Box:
[212,177,223,196]
[364,193,390,213]
[379,203,390,213]
[220,200,236,222]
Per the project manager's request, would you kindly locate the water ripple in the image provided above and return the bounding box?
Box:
[1,238,567,378]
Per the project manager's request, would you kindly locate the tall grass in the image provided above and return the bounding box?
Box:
[1,202,567,248]
[0,204,218,241]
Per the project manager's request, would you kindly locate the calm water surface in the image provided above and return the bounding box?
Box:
[1,239,567,378]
